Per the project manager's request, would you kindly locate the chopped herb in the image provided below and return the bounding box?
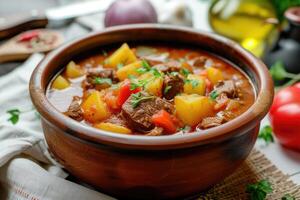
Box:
[164,85,172,94]
[246,180,273,200]
[181,68,190,77]
[141,60,151,70]
[282,194,295,200]
[130,79,149,90]
[258,125,274,145]
[185,79,199,88]
[102,50,108,56]
[270,61,288,81]
[170,71,179,76]
[7,109,21,125]
[136,67,149,74]
[131,92,155,108]
[151,68,162,78]
[128,74,137,80]
[210,91,219,100]
[117,63,124,69]
[93,77,112,85]
[111,84,120,90]
[179,125,191,132]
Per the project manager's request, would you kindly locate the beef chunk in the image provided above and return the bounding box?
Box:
[199,117,224,129]
[121,92,174,132]
[163,74,184,100]
[84,68,118,90]
[65,96,83,121]
[193,56,208,67]
[153,61,181,73]
[212,80,238,98]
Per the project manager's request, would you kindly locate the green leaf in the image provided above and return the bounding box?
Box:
[130,79,149,90]
[271,0,300,21]
[210,90,219,100]
[7,109,21,125]
[181,68,190,77]
[246,180,273,200]
[269,61,287,81]
[185,79,199,88]
[141,60,151,70]
[258,125,274,145]
[282,194,295,200]
[117,63,124,69]
[130,92,155,108]
[164,85,172,94]
[93,77,112,85]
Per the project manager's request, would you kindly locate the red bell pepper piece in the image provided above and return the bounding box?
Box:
[269,82,300,151]
[117,79,141,107]
[151,110,177,134]
[17,30,40,42]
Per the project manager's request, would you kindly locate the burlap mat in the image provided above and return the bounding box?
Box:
[196,149,300,200]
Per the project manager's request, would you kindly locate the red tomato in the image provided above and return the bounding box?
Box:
[269,83,300,151]
[117,79,141,106]
[151,110,177,134]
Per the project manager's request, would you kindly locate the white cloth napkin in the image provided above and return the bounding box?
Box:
[0,54,115,200]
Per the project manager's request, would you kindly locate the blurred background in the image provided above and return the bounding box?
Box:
[0,0,300,81]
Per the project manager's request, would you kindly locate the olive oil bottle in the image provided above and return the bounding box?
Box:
[209,0,277,57]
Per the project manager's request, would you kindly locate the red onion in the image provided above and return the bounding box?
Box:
[104,0,158,27]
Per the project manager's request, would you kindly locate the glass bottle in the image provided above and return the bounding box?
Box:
[209,0,277,57]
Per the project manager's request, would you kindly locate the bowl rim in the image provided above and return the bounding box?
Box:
[29,24,274,150]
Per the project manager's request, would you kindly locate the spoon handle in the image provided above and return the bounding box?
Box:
[0,11,48,40]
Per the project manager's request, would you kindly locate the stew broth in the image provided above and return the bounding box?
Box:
[47,44,255,136]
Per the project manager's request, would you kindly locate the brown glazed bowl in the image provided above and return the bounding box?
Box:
[30,24,273,200]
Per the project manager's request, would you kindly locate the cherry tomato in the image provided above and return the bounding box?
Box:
[269,83,300,151]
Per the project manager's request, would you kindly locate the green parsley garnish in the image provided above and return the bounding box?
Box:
[246,180,273,200]
[179,125,191,132]
[164,85,172,94]
[181,68,190,77]
[151,68,162,78]
[128,74,137,80]
[282,194,295,200]
[93,77,112,85]
[130,79,149,90]
[117,63,124,69]
[170,71,179,76]
[7,109,21,125]
[131,92,155,108]
[185,79,199,88]
[141,59,151,70]
[258,125,274,145]
[102,50,108,56]
[210,91,219,100]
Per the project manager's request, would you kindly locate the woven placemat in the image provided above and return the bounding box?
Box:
[196,149,300,199]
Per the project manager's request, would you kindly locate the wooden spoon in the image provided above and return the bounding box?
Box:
[0,29,64,63]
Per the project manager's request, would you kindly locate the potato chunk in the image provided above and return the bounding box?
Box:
[95,122,132,134]
[207,67,224,85]
[116,61,141,81]
[139,72,163,96]
[104,43,137,68]
[175,94,214,126]
[65,61,83,78]
[51,75,70,90]
[81,91,110,123]
[183,74,206,95]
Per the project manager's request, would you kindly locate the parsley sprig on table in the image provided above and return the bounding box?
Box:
[6,109,21,125]
[258,125,274,145]
[282,194,296,200]
[270,61,300,88]
[130,92,155,108]
[246,180,273,200]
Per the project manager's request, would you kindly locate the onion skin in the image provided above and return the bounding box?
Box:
[104,0,158,27]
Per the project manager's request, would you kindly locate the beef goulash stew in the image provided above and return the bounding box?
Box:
[47,43,255,136]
